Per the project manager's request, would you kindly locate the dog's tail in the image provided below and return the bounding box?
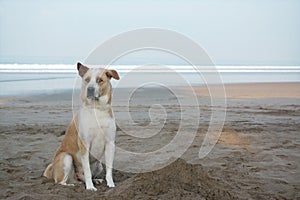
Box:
[43,163,53,179]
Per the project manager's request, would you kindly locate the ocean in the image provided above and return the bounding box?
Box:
[0,64,299,97]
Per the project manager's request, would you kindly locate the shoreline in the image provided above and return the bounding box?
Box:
[1,82,300,100]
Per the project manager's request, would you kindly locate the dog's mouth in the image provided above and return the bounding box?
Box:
[87,96,99,101]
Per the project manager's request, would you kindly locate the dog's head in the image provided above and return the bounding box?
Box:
[77,62,119,105]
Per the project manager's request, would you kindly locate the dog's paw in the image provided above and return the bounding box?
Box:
[106,176,115,188]
[60,183,75,187]
[86,185,97,191]
[93,179,103,184]
[107,182,115,188]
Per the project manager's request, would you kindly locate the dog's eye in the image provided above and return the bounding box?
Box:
[96,77,103,83]
[85,77,90,83]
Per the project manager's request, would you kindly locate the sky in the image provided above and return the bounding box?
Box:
[0,0,299,65]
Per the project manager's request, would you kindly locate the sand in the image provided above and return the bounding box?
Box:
[0,83,299,199]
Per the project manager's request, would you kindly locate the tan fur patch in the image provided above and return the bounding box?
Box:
[43,163,53,179]
[44,115,82,182]
[78,136,87,156]
[53,153,66,183]
[108,107,113,118]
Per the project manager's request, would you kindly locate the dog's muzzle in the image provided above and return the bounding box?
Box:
[87,87,99,100]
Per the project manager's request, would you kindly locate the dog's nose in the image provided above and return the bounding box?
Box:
[87,87,95,97]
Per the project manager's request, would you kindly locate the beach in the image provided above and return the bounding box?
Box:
[0,82,299,199]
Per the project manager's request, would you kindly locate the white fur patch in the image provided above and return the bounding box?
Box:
[99,95,109,104]
[63,153,73,175]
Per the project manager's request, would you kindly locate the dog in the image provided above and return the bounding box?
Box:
[43,62,119,191]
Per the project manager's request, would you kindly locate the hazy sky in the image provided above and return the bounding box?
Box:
[0,0,299,65]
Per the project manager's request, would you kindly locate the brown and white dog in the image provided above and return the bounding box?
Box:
[43,63,119,191]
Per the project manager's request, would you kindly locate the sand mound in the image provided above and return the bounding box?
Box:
[106,158,237,200]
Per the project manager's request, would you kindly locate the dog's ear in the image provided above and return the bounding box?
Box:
[106,70,120,80]
[77,62,89,77]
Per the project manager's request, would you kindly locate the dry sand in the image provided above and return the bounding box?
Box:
[0,83,299,199]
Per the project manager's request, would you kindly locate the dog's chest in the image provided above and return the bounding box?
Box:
[79,108,115,134]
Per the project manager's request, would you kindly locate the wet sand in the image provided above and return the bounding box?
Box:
[0,83,299,199]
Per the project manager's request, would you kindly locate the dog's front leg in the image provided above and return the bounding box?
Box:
[80,145,97,191]
[105,141,115,187]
